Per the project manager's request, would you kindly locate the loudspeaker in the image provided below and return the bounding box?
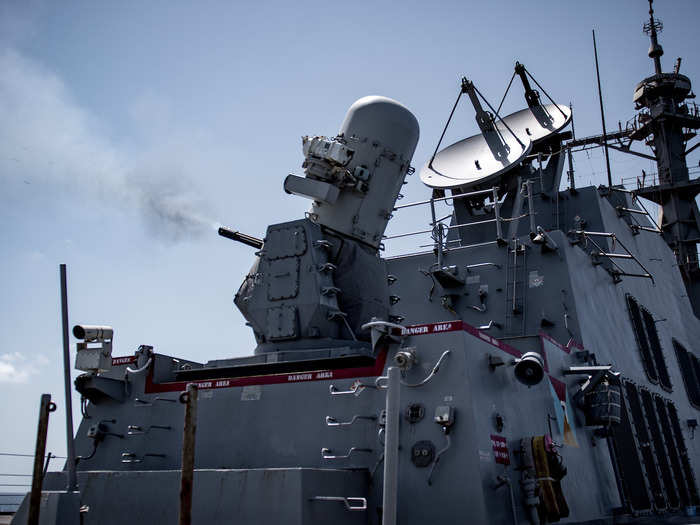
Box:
[514,352,545,386]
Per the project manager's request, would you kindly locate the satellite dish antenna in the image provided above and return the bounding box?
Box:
[420,78,532,190]
[501,62,572,144]
[501,104,571,144]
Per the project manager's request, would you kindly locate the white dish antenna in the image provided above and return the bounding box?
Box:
[419,64,571,191]
[501,103,571,144]
[419,77,532,190]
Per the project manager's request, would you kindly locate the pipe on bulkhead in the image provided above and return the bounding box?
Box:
[382,367,401,525]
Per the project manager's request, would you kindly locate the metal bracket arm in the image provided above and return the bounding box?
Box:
[321,447,372,460]
[329,382,379,396]
[360,320,406,334]
[133,397,178,407]
[120,452,166,463]
[127,424,172,435]
[325,415,377,427]
[563,365,613,376]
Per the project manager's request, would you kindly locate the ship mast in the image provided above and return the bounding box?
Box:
[567,0,700,316]
[645,0,663,75]
[631,0,700,316]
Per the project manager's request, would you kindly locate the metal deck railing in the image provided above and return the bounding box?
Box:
[619,167,700,191]
[383,182,537,260]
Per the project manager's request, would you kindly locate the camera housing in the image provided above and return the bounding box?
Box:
[73,324,114,373]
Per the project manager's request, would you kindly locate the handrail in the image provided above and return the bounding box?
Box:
[390,240,501,259]
[329,382,379,396]
[466,262,501,271]
[360,320,406,332]
[618,169,700,190]
[325,415,376,427]
[384,181,535,255]
[321,447,372,460]
[393,187,493,210]
[309,496,367,511]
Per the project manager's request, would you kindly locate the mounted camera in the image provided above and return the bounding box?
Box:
[73,324,114,373]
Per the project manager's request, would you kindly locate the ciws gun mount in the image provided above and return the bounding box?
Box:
[224,96,419,355]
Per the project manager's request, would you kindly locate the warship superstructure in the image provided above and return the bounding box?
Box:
[12,1,700,523]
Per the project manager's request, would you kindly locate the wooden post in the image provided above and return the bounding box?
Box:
[178,384,198,525]
[28,394,55,525]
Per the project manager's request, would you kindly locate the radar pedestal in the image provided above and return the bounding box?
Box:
[418,68,571,248]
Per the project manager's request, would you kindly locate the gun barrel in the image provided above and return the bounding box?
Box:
[218,227,263,249]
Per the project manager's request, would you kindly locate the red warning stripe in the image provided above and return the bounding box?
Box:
[112,319,571,395]
[111,356,136,366]
[400,319,522,358]
[143,349,389,394]
[400,320,463,336]
[400,319,569,399]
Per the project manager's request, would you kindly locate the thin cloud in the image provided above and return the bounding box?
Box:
[0,352,47,384]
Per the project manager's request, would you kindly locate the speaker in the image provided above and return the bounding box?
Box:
[514,352,545,386]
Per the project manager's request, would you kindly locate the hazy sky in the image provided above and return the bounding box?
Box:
[1,0,699,485]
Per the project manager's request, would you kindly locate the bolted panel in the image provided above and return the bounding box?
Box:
[266,306,298,341]
[267,258,300,301]
[266,226,307,260]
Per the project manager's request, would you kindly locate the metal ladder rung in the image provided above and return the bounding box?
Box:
[595,252,634,259]
[309,496,367,511]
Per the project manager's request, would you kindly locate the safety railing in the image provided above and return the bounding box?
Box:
[619,167,700,191]
[384,182,537,260]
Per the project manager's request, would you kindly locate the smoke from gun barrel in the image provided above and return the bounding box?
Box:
[218,226,264,249]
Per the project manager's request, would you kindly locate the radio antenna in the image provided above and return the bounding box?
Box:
[592,29,613,188]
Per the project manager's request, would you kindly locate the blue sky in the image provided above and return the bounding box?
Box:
[1,0,699,483]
